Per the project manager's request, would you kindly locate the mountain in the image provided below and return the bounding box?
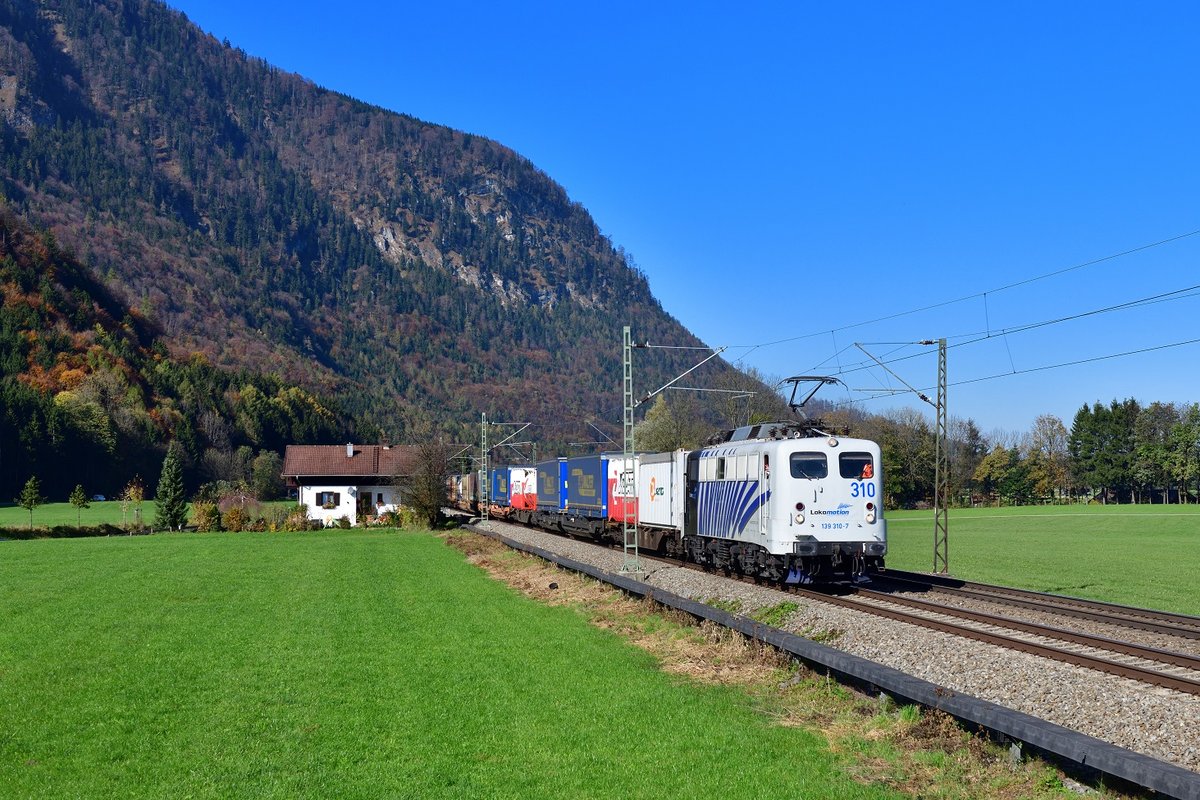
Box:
[0,202,354,498]
[0,0,782,472]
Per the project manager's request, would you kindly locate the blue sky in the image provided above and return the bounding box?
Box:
[169,1,1200,436]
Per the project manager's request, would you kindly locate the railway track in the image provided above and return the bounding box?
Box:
[550,538,1200,696]
[789,583,1200,696]
[877,568,1200,641]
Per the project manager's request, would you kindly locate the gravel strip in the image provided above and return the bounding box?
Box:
[474,519,1200,774]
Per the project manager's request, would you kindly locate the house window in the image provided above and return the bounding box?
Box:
[317,491,341,509]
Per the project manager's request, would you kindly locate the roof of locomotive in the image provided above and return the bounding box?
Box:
[704,420,850,445]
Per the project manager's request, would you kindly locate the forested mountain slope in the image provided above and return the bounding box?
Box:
[0,0,767,455]
[0,203,352,498]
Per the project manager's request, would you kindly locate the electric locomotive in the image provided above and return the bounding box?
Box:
[656,422,886,583]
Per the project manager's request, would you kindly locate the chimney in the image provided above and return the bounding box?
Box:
[346,442,354,458]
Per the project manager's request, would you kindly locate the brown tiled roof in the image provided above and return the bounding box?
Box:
[281,444,421,478]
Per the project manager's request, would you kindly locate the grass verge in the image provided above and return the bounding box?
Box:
[446,530,1115,799]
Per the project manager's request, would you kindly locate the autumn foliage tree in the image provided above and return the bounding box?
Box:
[398,439,452,529]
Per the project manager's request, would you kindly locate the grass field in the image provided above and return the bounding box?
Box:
[0,500,304,531]
[0,500,165,529]
[6,502,1198,615]
[885,505,1200,615]
[0,531,906,799]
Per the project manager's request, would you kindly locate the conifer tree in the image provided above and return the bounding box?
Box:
[155,443,187,531]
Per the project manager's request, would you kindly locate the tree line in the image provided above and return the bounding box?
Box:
[839,399,1200,508]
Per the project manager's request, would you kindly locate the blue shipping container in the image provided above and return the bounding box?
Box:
[536,459,566,511]
[565,455,607,518]
[490,468,511,507]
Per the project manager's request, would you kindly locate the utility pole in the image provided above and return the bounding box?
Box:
[855,339,950,574]
[620,329,727,578]
[480,412,488,522]
[479,416,530,525]
[620,326,641,578]
[933,337,949,573]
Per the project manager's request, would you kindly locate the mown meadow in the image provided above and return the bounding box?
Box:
[885,505,1200,615]
[0,500,163,530]
[1,530,908,800]
[6,502,1197,615]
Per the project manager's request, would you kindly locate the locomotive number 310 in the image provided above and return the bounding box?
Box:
[849,481,876,499]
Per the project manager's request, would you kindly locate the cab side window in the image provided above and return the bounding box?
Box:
[789,452,828,479]
[839,453,874,479]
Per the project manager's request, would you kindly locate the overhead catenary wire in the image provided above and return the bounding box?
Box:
[948,336,1200,388]
[832,336,1200,411]
[722,227,1200,353]
[817,281,1200,382]
[586,231,1200,434]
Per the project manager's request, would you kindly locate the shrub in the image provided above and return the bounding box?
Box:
[261,504,290,532]
[47,525,81,539]
[192,501,221,532]
[398,505,421,529]
[1,523,133,540]
[217,494,261,518]
[284,507,311,532]
[222,507,249,532]
[335,515,351,529]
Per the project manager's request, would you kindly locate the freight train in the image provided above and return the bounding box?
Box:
[450,421,886,583]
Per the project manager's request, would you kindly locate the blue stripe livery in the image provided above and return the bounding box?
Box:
[697,480,769,538]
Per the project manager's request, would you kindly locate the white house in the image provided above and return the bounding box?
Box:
[281,443,420,527]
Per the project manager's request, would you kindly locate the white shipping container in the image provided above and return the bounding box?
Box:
[636,451,687,531]
[605,454,637,523]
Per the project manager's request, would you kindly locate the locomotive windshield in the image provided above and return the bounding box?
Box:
[839,452,874,480]
[789,452,828,479]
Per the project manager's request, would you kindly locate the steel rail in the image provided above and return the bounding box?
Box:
[462,510,1200,686]
[563,540,1200,695]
